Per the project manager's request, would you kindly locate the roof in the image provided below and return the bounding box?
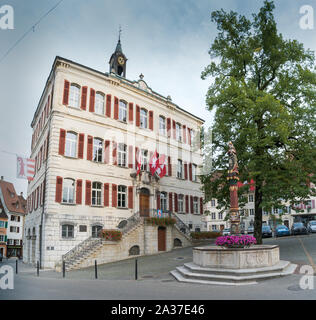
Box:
[0,180,27,215]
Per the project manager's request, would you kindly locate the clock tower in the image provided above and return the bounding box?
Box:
[109,36,127,78]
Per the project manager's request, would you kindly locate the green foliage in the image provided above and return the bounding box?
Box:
[99,229,122,241]
[190,231,221,239]
[201,1,316,244]
[145,217,176,227]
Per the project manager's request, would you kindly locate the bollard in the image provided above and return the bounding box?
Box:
[63,260,65,278]
[37,261,39,277]
[16,259,18,274]
[95,260,98,279]
[135,258,138,280]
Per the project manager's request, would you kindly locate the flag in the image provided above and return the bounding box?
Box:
[136,149,142,176]
[155,154,167,179]
[237,179,255,191]
[17,156,35,181]
[149,150,159,175]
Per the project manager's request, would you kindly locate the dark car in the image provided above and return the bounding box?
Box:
[291,222,308,235]
[262,225,272,238]
[275,224,290,237]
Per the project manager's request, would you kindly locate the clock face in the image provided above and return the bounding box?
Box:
[117,56,125,65]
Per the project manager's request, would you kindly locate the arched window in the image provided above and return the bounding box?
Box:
[95,92,105,115]
[93,138,103,162]
[65,132,77,158]
[92,182,102,206]
[129,245,140,256]
[118,185,127,208]
[62,178,75,204]
[119,100,127,122]
[62,224,74,238]
[140,109,148,128]
[160,192,167,212]
[69,84,80,108]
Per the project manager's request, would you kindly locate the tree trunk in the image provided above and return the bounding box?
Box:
[254,184,263,244]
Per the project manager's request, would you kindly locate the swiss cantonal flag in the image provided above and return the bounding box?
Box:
[149,150,159,175]
[17,156,35,181]
[155,154,167,179]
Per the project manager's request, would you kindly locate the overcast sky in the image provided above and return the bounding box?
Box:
[0,0,315,195]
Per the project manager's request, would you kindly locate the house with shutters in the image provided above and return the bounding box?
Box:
[23,38,205,270]
[0,177,26,258]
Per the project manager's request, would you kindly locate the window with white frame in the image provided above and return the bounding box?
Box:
[92,182,102,206]
[177,159,183,179]
[211,199,216,207]
[193,197,199,214]
[192,164,197,181]
[65,132,77,158]
[248,194,254,202]
[160,192,167,212]
[218,212,223,220]
[211,225,217,231]
[211,212,216,220]
[250,209,254,215]
[118,143,127,167]
[140,109,148,128]
[95,92,105,115]
[178,194,184,212]
[93,138,103,162]
[0,235,4,242]
[176,123,182,141]
[159,116,166,135]
[119,100,127,122]
[8,239,14,245]
[69,84,80,108]
[0,221,5,228]
[10,226,19,233]
[191,129,195,144]
[62,178,75,204]
[141,149,148,171]
[118,185,127,208]
[273,208,278,214]
[62,224,74,238]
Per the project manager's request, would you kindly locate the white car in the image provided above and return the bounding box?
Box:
[222,228,230,236]
[307,221,316,233]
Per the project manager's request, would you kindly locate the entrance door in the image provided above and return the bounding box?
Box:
[139,188,150,217]
[158,226,166,251]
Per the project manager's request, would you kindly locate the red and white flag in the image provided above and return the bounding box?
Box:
[136,149,142,176]
[17,156,35,181]
[155,154,167,179]
[149,150,159,175]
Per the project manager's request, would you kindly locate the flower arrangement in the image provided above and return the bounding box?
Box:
[215,235,257,248]
[98,229,122,241]
[191,231,222,239]
[145,217,176,227]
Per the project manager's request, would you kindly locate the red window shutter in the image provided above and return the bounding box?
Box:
[157,193,160,210]
[112,141,117,165]
[76,180,82,204]
[112,184,117,207]
[136,105,140,127]
[114,97,119,120]
[149,111,154,130]
[174,193,178,212]
[185,195,189,214]
[55,176,63,203]
[184,162,188,180]
[129,103,133,123]
[104,183,109,207]
[168,156,172,176]
[189,163,192,181]
[128,145,133,168]
[128,186,133,209]
[200,197,203,215]
[106,94,111,117]
[78,133,84,159]
[87,135,93,160]
[188,128,191,145]
[167,118,171,137]
[62,80,70,105]
[85,180,91,205]
[190,196,194,214]
[89,88,95,112]
[104,140,110,164]
[81,86,87,110]
[183,125,186,143]
[58,129,66,155]
[172,120,176,139]
[169,193,173,212]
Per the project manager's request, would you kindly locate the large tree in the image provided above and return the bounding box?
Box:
[201,0,316,243]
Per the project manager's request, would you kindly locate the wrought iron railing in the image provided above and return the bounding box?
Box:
[170,212,192,238]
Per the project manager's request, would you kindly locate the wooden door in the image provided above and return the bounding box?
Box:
[158,227,166,251]
[139,192,150,217]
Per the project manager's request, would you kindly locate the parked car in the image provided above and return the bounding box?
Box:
[275,224,290,237]
[247,226,254,234]
[262,225,272,238]
[222,228,230,236]
[307,220,316,233]
[291,222,308,235]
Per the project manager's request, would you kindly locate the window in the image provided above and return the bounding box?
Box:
[0,235,4,242]
[140,109,148,128]
[248,194,254,202]
[177,160,183,179]
[193,197,199,214]
[211,225,217,231]
[62,224,74,238]
[160,192,167,212]
[192,164,197,182]
[211,199,216,207]
[250,209,254,215]
[141,149,148,171]
[273,208,278,214]
[10,226,19,233]
[0,221,5,228]
[178,195,184,212]
[62,178,75,204]
[119,100,127,122]
[159,116,166,135]
[79,225,87,232]
[69,84,80,108]
[92,225,102,238]
[65,132,77,158]
[93,138,103,162]
[95,92,105,115]
[92,182,102,206]
[176,123,182,141]
[218,212,223,220]
[118,185,127,208]
[118,143,127,167]
[211,212,216,220]
[8,239,14,245]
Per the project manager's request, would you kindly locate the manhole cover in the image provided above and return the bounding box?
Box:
[287,284,303,292]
